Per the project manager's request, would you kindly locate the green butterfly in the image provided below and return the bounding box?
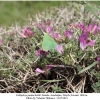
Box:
[42,33,57,51]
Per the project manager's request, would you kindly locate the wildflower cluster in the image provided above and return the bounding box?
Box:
[34,22,100,74]
[19,27,34,38]
[0,21,100,75]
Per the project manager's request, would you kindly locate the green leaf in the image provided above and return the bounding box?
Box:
[52,86,64,93]
[92,82,100,93]
[42,33,57,51]
[78,61,98,75]
[85,4,100,20]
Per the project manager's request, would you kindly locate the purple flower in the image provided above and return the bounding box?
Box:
[79,33,88,42]
[78,23,99,35]
[64,30,73,39]
[86,24,93,34]
[24,27,34,37]
[0,39,3,45]
[19,32,26,38]
[56,44,64,54]
[45,26,53,33]
[44,64,53,73]
[35,68,45,74]
[20,27,34,38]
[97,57,100,64]
[39,23,44,33]
[91,24,98,35]
[79,40,87,51]
[86,24,98,34]
[52,32,63,41]
[78,22,86,32]
[36,49,49,57]
[35,64,53,74]
[79,33,95,51]
[79,40,95,51]
[87,40,95,46]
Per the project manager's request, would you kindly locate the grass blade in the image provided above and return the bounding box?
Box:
[85,4,100,20]
[40,79,65,82]
[78,61,98,75]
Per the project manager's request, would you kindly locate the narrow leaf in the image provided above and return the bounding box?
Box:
[40,79,65,82]
[85,4,100,20]
[78,61,98,75]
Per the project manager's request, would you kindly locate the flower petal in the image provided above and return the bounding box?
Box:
[80,40,87,51]
[24,27,34,37]
[86,24,93,34]
[36,49,49,57]
[78,22,86,32]
[56,44,64,54]
[79,33,88,42]
[45,26,53,33]
[87,40,95,46]
[86,24,98,34]
[53,32,63,41]
[35,68,44,74]
[20,33,27,38]
[0,39,3,45]
[64,30,73,39]
[92,24,98,35]
[97,56,100,64]
[44,64,53,71]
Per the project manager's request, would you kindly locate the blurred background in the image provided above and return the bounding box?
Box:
[0,1,68,26]
[0,1,99,26]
